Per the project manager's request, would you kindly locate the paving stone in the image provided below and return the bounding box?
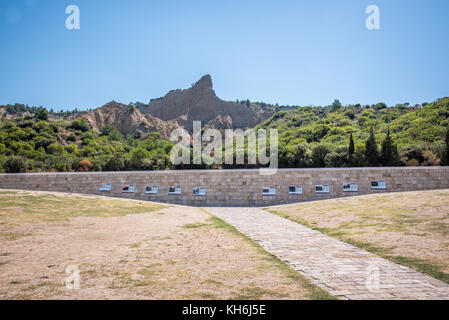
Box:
[204,207,449,300]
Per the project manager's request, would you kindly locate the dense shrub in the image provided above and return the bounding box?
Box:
[104,153,125,171]
[69,119,89,132]
[35,107,48,121]
[311,144,330,167]
[131,147,150,169]
[3,155,28,173]
[66,133,77,142]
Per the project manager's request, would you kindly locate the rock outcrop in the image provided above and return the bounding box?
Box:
[81,75,273,138]
[139,75,273,132]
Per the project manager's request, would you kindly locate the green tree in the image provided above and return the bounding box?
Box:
[324,147,349,167]
[47,143,65,156]
[3,155,27,173]
[100,124,115,136]
[292,143,312,168]
[348,133,355,156]
[65,144,78,154]
[35,107,48,121]
[330,99,342,111]
[69,119,89,132]
[344,110,355,120]
[54,157,74,172]
[380,128,399,166]
[444,127,449,166]
[105,153,125,171]
[131,147,150,169]
[375,102,387,110]
[365,127,379,166]
[109,128,122,141]
[66,133,77,142]
[312,144,330,167]
[100,124,122,141]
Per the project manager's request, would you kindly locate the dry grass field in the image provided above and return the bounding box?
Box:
[266,189,449,283]
[0,189,330,300]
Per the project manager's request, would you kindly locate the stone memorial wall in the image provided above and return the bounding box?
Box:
[1,167,448,206]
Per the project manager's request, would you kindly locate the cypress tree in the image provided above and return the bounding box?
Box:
[445,127,449,166]
[348,133,355,156]
[365,127,379,166]
[380,128,394,166]
[392,143,399,166]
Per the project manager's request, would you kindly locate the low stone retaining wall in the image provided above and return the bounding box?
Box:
[1,167,448,206]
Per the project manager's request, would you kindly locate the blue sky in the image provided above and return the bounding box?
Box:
[0,0,448,110]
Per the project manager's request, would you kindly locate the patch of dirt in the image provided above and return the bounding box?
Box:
[0,190,316,300]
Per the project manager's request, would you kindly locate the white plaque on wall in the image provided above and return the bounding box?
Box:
[99,183,112,192]
[371,180,386,190]
[192,187,206,196]
[145,186,158,194]
[262,187,276,196]
[122,185,135,193]
[168,186,182,195]
[343,183,358,192]
[315,184,330,194]
[288,186,303,195]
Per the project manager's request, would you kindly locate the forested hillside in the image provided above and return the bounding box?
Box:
[0,106,173,173]
[257,97,449,168]
[0,97,448,173]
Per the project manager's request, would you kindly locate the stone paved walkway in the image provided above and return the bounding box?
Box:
[203,207,449,300]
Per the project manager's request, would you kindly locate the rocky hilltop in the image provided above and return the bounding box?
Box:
[81,75,273,138]
[139,75,273,132]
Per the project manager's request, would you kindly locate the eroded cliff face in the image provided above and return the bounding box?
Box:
[80,75,273,138]
[139,75,273,132]
[80,101,178,138]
